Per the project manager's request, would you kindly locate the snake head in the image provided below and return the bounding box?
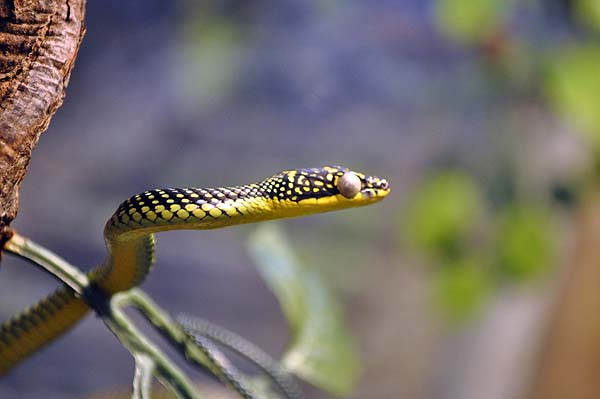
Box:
[326,165,390,204]
[263,165,390,214]
[333,166,389,199]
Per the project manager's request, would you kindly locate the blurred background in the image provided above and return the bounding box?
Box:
[2,0,600,398]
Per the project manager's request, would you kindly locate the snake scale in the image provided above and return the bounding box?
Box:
[0,165,389,375]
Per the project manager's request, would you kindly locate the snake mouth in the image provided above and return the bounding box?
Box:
[360,186,390,200]
[360,177,390,199]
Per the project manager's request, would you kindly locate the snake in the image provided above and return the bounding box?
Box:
[0,165,389,375]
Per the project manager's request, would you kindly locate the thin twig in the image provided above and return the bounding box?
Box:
[97,292,205,399]
[4,233,88,293]
[116,289,256,399]
[132,353,155,399]
[177,314,304,399]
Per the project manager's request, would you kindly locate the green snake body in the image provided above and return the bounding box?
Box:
[0,166,389,374]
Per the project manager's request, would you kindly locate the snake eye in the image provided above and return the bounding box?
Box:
[337,172,362,198]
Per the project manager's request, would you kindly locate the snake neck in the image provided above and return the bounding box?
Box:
[95,235,155,293]
[104,184,275,237]
[97,184,276,294]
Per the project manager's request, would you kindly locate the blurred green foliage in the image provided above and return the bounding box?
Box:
[403,171,483,260]
[179,17,243,110]
[403,170,555,322]
[412,0,600,324]
[545,45,600,149]
[495,205,554,281]
[247,224,359,396]
[576,0,600,31]
[433,258,491,324]
[434,0,512,44]
[434,0,600,151]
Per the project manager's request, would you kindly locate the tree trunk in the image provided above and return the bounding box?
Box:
[529,190,600,399]
[0,0,86,249]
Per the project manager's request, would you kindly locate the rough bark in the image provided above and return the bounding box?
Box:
[0,0,85,249]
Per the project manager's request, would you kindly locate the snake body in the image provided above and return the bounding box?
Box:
[0,166,389,375]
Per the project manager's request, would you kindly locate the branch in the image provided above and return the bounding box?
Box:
[118,290,255,399]
[132,353,155,399]
[177,314,304,399]
[4,233,88,293]
[105,293,203,399]
[3,234,203,399]
[0,0,86,246]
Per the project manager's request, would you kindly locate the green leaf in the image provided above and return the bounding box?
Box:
[433,0,513,43]
[433,258,492,324]
[247,224,359,396]
[544,45,600,148]
[403,171,484,260]
[495,205,554,281]
[575,0,600,32]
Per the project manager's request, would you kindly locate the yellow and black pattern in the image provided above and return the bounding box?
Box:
[105,183,269,234]
[0,287,88,372]
[0,165,389,375]
[108,167,380,227]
